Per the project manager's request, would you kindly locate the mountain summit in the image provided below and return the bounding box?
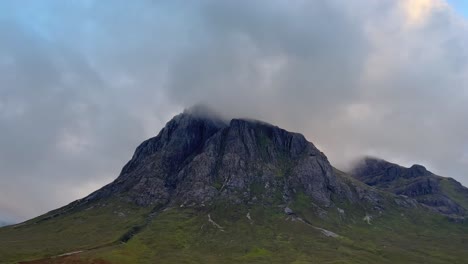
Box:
[1,109,467,263]
[82,108,361,210]
[351,157,468,217]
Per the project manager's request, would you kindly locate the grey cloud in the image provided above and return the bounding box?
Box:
[0,0,467,222]
[0,3,178,221]
[167,0,468,181]
[169,1,369,117]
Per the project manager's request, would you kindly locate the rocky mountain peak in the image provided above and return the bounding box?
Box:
[124,107,227,171]
[352,157,433,183]
[409,164,429,177]
[351,157,468,217]
[226,118,314,160]
[84,109,349,209]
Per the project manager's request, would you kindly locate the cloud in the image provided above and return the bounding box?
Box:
[166,0,468,180]
[0,0,467,221]
[402,0,448,26]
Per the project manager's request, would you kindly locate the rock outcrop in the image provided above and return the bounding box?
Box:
[75,107,468,220]
[351,157,468,217]
[83,107,354,210]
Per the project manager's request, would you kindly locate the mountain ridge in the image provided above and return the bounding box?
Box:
[351,156,468,218]
[1,108,467,264]
[78,109,368,211]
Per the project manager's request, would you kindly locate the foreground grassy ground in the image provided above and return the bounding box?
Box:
[87,207,468,264]
[1,196,467,264]
[0,199,151,263]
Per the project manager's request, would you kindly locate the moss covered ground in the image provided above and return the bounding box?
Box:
[2,196,467,264]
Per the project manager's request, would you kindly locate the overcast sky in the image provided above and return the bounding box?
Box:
[1,0,467,222]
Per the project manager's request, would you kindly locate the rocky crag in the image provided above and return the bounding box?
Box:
[83,106,368,211]
[351,157,468,218]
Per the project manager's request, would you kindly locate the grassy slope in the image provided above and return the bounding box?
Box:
[2,204,468,264]
[0,198,150,263]
[1,174,468,264]
[79,204,468,264]
[439,177,468,210]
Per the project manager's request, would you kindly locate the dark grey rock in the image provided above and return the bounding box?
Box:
[82,108,356,211]
[351,157,468,217]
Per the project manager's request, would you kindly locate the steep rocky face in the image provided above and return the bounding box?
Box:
[84,109,354,210]
[351,157,468,216]
[85,108,227,205]
[173,118,342,207]
[352,158,433,186]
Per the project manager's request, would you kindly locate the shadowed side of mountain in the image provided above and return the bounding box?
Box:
[83,108,228,206]
[351,157,468,217]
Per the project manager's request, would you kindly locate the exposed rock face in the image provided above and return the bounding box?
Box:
[352,158,433,186]
[84,108,352,209]
[351,157,468,216]
[85,108,227,206]
[75,108,468,221]
[78,107,468,221]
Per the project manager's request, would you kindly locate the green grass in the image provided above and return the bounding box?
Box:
[1,184,468,263]
[439,178,468,210]
[0,198,151,263]
[71,203,468,264]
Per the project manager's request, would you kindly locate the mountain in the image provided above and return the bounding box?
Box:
[0,221,11,227]
[351,157,468,218]
[83,106,357,210]
[1,108,467,264]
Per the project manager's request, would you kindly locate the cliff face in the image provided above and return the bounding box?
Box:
[52,108,468,220]
[351,157,468,217]
[84,108,353,210]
